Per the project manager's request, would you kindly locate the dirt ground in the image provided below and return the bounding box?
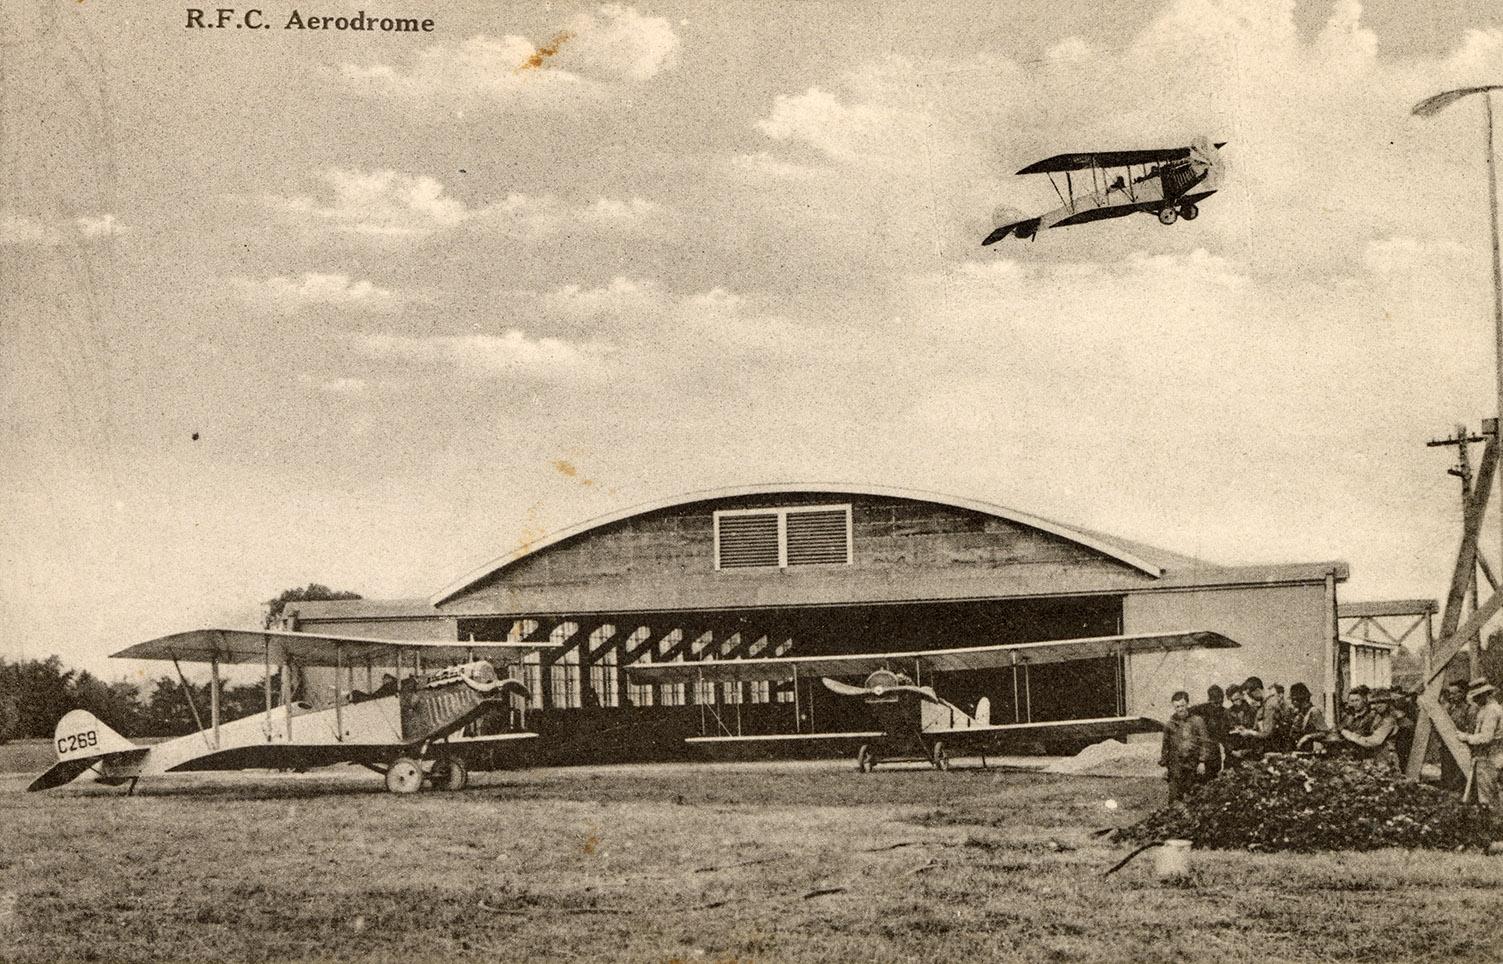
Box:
[1,760,1500,963]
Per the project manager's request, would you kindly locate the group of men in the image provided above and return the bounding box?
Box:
[1158,674,1503,816]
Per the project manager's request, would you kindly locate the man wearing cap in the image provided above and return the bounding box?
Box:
[1161,691,1213,804]
[1333,686,1400,770]
[1230,676,1285,757]
[1457,679,1503,817]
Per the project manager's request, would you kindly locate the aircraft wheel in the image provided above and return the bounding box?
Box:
[931,742,950,772]
[1180,202,1199,221]
[1157,206,1178,226]
[856,744,876,773]
[439,757,469,791]
[385,756,424,794]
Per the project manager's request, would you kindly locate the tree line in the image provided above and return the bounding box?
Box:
[0,584,360,742]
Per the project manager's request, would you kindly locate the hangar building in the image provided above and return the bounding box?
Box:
[289,485,1348,764]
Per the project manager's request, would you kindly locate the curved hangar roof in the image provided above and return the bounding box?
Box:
[428,483,1270,610]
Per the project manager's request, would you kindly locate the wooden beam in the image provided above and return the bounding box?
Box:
[1426,588,1503,690]
[1479,550,1499,591]
[661,628,708,664]
[1439,434,1498,641]
[1337,599,1438,618]
[580,624,621,666]
[1407,587,1503,776]
[622,626,664,663]
[725,633,765,660]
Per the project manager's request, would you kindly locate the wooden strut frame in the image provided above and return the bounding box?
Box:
[1405,419,1499,780]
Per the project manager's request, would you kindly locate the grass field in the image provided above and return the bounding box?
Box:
[0,741,59,776]
[2,761,1501,963]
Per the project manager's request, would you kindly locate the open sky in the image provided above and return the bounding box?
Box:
[4,0,1503,677]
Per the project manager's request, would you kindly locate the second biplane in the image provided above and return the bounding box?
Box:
[29,628,550,795]
[627,629,1239,771]
[983,139,1226,244]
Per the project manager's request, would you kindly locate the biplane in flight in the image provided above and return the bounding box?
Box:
[29,628,549,795]
[627,630,1238,771]
[983,139,1226,244]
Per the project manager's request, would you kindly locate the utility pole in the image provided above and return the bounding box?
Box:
[1415,85,1503,680]
[1429,423,1490,676]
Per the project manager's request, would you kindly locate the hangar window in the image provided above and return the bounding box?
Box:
[714,505,852,570]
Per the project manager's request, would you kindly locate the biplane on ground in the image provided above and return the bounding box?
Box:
[983,139,1226,244]
[29,628,551,795]
[627,630,1240,771]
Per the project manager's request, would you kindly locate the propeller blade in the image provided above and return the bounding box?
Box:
[822,678,873,698]
[886,684,946,704]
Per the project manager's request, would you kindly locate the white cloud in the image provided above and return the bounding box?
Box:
[263,169,662,242]
[559,3,680,82]
[756,85,919,165]
[341,5,678,112]
[232,272,397,314]
[264,169,467,240]
[358,330,611,381]
[2,211,128,246]
[75,214,128,238]
[319,377,368,395]
[1045,36,1092,63]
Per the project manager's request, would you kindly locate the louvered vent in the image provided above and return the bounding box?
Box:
[785,509,850,566]
[716,512,780,569]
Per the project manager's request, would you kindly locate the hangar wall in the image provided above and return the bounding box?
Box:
[438,492,1159,614]
[1123,581,1336,719]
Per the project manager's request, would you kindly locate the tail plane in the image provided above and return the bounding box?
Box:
[27,709,147,792]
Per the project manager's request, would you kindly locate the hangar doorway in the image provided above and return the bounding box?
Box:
[457,594,1125,761]
[779,595,1125,734]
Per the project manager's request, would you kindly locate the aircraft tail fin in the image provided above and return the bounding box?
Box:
[27,710,144,792]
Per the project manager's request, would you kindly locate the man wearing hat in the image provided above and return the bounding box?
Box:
[1332,686,1400,770]
[1457,679,1503,815]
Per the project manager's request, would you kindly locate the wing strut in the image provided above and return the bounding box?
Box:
[792,664,800,733]
[334,644,344,743]
[170,652,214,751]
[210,645,221,750]
[263,636,274,741]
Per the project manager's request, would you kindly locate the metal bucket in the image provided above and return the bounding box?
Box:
[1153,839,1193,879]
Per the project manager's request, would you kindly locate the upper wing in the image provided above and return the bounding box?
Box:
[982,216,1042,245]
[627,629,1239,684]
[1016,146,1220,175]
[111,627,560,668]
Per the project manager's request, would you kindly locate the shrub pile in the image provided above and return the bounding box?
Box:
[1115,754,1495,851]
